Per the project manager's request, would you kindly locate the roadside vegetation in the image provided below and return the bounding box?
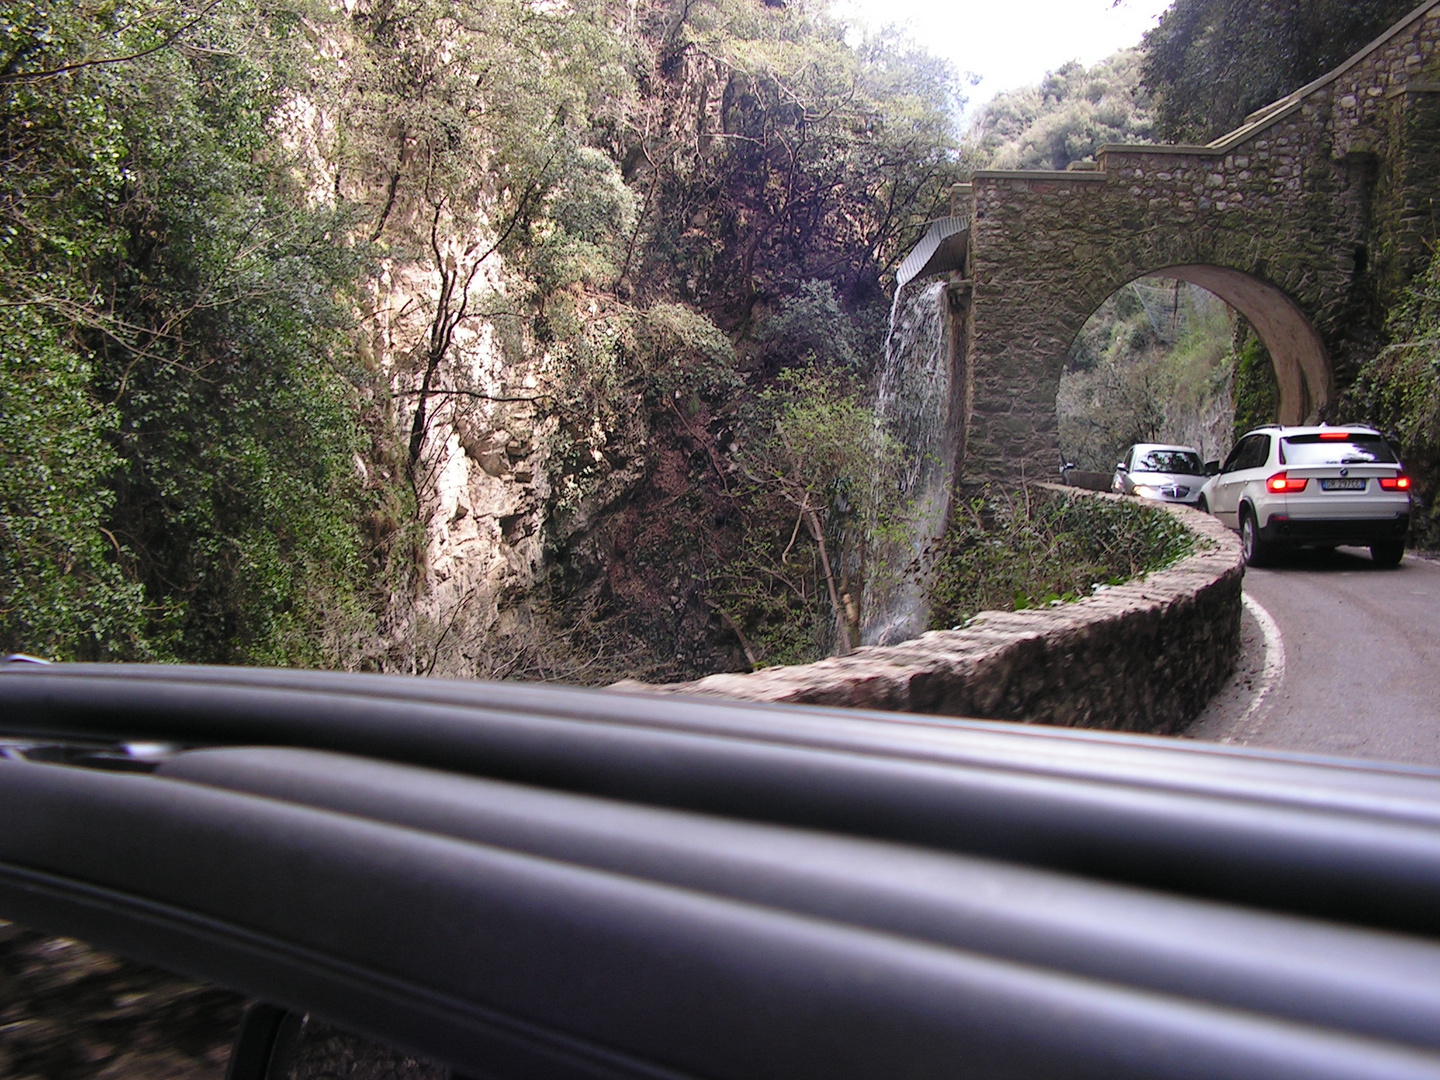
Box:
[926,488,1197,632]
[1354,256,1440,548]
[0,0,960,674]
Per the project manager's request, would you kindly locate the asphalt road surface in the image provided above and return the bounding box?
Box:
[1188,547,1440,768]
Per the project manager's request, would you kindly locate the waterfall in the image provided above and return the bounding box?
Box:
[860,278,956,646]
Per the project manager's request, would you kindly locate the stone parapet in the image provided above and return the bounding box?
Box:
[636,492,1244,736]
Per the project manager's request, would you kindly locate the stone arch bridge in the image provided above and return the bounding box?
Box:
[902,0,1440,486]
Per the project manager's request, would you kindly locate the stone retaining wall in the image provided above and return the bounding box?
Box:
[641,491,1244,735]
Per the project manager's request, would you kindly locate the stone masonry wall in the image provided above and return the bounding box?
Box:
[641,491,1244,736]
[959,0,1440,489]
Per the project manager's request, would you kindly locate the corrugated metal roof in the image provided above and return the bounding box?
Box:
[895,215,969,289]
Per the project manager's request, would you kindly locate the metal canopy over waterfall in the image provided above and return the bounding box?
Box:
[894,215,969,289]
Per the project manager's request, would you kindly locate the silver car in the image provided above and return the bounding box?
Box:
[1197,424,1411,567]
[1112,443,1207,506]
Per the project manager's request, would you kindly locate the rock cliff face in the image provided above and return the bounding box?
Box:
[270,0,964,682]
[356,241,552,675]
[360,235,713,682]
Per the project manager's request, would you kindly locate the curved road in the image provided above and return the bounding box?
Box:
[1188,549,1440,767]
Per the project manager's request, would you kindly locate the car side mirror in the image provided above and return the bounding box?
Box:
[1205,461,1220,476]
[1116,463,1128,473]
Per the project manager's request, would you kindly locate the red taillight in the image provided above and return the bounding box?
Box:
[1318,431,1350,440]
[1266,472,1309,493]
[1379,475,1412,491]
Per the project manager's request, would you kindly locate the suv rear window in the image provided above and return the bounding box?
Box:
[1280,433,1398,466]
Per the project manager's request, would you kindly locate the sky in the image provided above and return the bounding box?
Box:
[831,0,1174,121]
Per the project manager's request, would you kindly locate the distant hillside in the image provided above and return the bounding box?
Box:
[964,49,1154,172]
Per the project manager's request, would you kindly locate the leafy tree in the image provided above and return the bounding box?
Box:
[967,50,1155,171]
[726,367,898,659]
[1140,0,1417,142]
[753,279,863,373]
[0,0,380,664]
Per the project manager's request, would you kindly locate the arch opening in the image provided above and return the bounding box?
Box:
[1159,265,1331,425]
[1058,267,1332,477]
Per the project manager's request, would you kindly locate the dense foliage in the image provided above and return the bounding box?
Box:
[0,0,962,671]
[621,2,963,327]
[927,488,1196,631]
[1354,255,1440,546]
[966,50,1155,171]
[709,364,901,665]
[515,1,964,676]
[1140,0,1417,142]
[0,0,379,662]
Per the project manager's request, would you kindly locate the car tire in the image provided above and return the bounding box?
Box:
[1370,539,1405,568]
[1196,495,1208,514]
[1240,507,1273,568]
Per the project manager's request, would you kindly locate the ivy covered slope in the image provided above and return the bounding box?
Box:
[927,489,1195,632]
[0,0,963,673]
[0,1,377,663]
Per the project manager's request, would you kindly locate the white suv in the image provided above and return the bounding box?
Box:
[1197,424,1411,567]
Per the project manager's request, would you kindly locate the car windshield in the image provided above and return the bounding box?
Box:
[1137,450,1203,474]
[1280,433,1398,466]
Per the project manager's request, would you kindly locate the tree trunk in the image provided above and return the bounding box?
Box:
[805,506,852,655]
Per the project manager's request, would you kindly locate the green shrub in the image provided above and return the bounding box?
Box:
[1353,253,1440,547]
[0,309,146,659]
[927,488,1196,630]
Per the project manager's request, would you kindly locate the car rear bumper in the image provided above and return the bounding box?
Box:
[1258,514,1410,547]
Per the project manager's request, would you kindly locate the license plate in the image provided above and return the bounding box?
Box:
[1320,478,1367,491]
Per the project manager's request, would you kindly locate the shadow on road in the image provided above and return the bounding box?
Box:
[1255,546,1401,572]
